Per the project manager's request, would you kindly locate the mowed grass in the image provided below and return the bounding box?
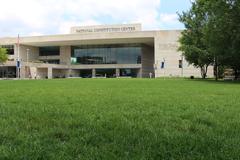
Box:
[0,78,240,160]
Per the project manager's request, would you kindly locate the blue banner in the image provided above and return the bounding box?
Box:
[17,60,20,68]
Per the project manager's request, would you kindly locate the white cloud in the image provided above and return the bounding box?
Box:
[160,13,179,24]
[0,0,164,36]
[59,20,101,34]
[28,32,44,36]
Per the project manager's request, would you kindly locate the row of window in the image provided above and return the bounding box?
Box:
[39,46,60,56]
[42,60,60,64]
[71,44,142,65]
[0,45,14,55]
[0,46,60,57]
[2,45,184,68]
[161,60,183,69]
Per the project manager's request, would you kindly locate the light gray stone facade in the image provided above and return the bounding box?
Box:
[0,24,213,79]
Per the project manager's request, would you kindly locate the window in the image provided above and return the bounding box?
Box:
[42,60,60,64]
[179,60,183,68]
[0,45,14,55]
[39,46,60,56]
[161,62,165,69]
[71,44,142,65]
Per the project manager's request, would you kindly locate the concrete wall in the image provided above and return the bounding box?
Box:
[0,28,214,78]
[69,69,80,77]
[53,69,69,78]
[60,46,71,65]
[71,23,142,34]
[154,31,213,78]
[38,56,60,61]
[37,68,48,79]
[141,45,154,78]
[19,45,39,62]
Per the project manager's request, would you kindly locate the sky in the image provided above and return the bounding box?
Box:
[0,0,192,37]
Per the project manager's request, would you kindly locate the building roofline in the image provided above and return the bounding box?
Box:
[0,29,183,39]
[0,29,182,47]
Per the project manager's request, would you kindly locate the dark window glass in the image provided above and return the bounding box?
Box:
[96,69,116,78]
[120,69,138,77]
[71,44,142,65]
[0,66,16,78]
[0,45,14,55]
[42,59,60,64]
[39,46,60,56]
[179,60,183,68]
[161,62,165,69]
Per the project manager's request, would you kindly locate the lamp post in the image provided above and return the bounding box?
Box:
[17,34,20,79]
[163,58,166,79]
[26,49,30,78]
[27,49,29,64]
[154,60,159,78]
[181,55,184,77]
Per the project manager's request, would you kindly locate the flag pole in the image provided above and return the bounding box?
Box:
[17,34,20,79]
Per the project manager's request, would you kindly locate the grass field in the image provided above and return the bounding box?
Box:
[0,78,240,160]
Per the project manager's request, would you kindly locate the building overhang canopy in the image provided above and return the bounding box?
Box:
[2,31,156,47]
[23,37,155,47]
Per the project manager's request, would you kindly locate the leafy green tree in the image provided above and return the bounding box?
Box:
[179,0,240,80]
[201,0,229,80]
[203,0,238,79]
[0,47,8,64]
[220,0,240,79]
[202,0,240,79]
[178,0,213,78]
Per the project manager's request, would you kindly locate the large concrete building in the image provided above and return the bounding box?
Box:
[0,23,212,79]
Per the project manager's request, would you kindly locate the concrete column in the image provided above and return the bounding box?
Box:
[138,68,142,78]
[116,68,120,78]
[65,69,71,78]
[60,46,71,65]
[20,66,26,79]
[92,69,96,78]
[48,67,53,79]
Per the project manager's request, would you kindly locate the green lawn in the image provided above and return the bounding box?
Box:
[0,78,240,160]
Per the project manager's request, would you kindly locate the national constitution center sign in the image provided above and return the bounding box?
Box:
[70,23,142,34]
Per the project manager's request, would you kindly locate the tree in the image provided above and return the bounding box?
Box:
[201,0,229,80]
[221,0,240,79]
[201,0,240,79]
[178,0,214,79]
[0,48,8,64]
[179,0,240,80]
[202,0,237,80]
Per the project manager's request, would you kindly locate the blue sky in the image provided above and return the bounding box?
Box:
[159,0,191,29]
[0,0,192,37]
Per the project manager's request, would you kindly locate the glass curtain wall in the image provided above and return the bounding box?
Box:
[39,46,60,56]
[71,44,142,65]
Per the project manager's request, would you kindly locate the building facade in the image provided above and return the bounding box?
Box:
[0,24,213,79]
